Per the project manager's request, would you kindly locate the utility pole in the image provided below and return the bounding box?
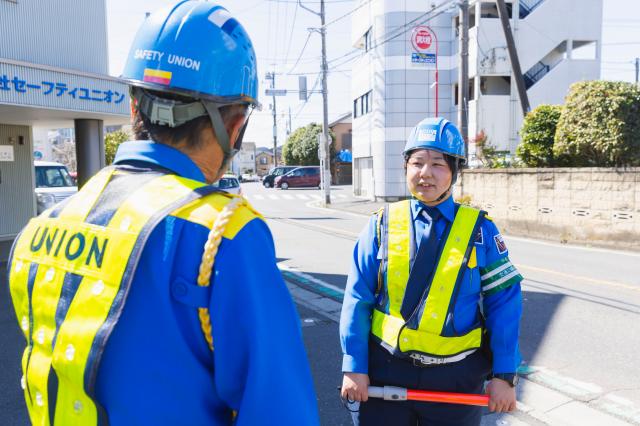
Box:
[458,0,469,164]
[635,57,639,84]
[319,0,331,206]
[496,0,530,116]
[268,72,278,167]
[299,0,331,205]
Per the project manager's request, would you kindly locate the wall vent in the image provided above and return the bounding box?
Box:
[538,207,553,214]
[613,212,633,221]
[572,209,591,217]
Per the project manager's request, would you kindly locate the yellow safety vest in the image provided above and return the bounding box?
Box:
[8,167,259,426]
[371,200,484,358]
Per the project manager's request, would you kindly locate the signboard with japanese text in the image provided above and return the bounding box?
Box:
[0,60,129,116]
[410,26,437,69]
[0,145,15,162]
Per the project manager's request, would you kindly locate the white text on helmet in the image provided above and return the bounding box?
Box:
[417,128,437,142]
[134,49,164,62]
[167,54,201,72]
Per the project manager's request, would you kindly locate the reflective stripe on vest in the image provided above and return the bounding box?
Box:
[371,200,484,357]
[8,168,254,426]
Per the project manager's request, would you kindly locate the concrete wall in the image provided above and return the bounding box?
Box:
[457,168,640,249]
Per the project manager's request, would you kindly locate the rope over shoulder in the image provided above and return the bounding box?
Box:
[195,196,244,350]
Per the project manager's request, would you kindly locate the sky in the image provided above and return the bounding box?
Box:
[106,0,640,148]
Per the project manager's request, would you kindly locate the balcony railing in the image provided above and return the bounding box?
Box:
[524,61,551,89]
[519,0,545,19]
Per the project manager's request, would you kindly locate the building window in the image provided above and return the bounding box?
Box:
[364,27,373,52]
[260,157,267,165]
[354,90,373,118]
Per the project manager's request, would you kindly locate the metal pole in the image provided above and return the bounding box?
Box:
[635,58,639,84]
[458,0,469,164]
[320,0,331,205]
[271,72,278,167]
[496,0,530,116]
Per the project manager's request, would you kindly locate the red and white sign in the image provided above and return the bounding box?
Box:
[411,26,435,53]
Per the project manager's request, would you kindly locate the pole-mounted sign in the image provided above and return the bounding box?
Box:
[410,25,439,115]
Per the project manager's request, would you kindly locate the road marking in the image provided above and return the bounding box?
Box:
[268,194,278,200]
[282,194,294,200]
[336,194,347,199]
[310,194,322,200]
[505,235,640,258]
[252,194,264,200]
[516,263,639,292]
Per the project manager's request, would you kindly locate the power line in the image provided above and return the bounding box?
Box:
[284,1,300,64]
[286,31,314,74]
[326,1,455,70]
[323,0,373,28]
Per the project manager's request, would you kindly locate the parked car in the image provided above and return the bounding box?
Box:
[34,161,78,214]
[241,173,260,182]
[274,166,321,190]
[212,174,242,195]
[262,166,298,188]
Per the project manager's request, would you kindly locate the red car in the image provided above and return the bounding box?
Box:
[274,166,321,189]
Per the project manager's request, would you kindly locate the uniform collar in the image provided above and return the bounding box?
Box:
[411,196,455,222]
[113,140,206,183]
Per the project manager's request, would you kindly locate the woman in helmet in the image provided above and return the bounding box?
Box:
[339,118,523,425]
[8,2,319,425]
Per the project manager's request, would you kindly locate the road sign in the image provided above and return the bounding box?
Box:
[265,89,287,96]
[411,26,435,53]
[411,52,436,64]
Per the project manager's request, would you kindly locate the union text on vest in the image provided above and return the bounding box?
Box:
[29,225,109,268]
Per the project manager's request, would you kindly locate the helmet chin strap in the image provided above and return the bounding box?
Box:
[202,101,252,179]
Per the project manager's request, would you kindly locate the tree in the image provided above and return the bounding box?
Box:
[282,123,335,166]
[517,104,562,167]
[105,130,131,165]
[554,81,640,167]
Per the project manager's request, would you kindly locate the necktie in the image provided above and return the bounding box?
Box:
[400,208,442,320]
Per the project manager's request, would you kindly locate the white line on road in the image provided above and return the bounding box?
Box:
[296,194,309,200]
[268,194,278,200]
[516,263,639,292]
[252,195,265,200]
[282,194,294,200]
[336,194,347,199]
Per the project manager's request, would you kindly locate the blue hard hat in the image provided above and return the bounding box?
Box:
[404,117,465,161]
[121,1,259,108]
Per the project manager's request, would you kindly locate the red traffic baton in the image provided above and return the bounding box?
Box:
[368,386,489,407]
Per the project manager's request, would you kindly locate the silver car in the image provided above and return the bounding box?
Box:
[212,174,242,195]
[34,161,77,214]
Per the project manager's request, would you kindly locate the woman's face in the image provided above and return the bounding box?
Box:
[406,149,452,206]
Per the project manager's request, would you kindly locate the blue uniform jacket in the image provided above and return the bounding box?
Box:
[94,141,319,425]
[340,197,522,375]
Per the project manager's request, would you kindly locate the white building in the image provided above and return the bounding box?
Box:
[231,141,256,176]
[0,0,129,259]
[351,0,602,200]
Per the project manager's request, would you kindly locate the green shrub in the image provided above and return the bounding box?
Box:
[554,81,640,167]
[105,130,130,165]
[517,104,562,167]
[282,123,335,166]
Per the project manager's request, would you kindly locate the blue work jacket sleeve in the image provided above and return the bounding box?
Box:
[210,218,319,426]
[480,219,523,374]
[340,215,380,374]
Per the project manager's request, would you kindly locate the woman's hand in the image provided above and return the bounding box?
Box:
[341,372,370,402]
[486,378,517,413]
